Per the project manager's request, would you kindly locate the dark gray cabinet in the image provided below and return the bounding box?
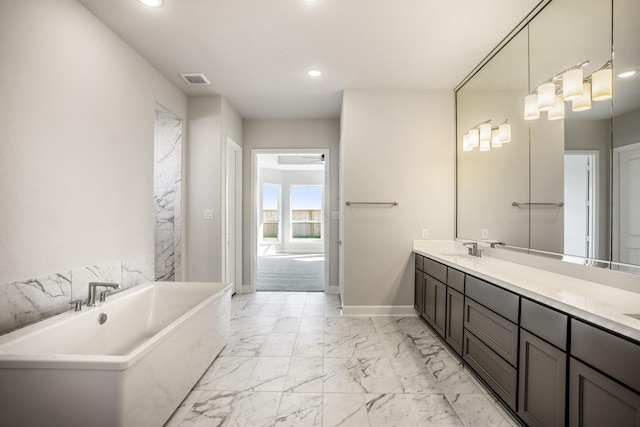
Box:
[414,270,424,314]
[569,357,640,427]
[445,287,464,355]
[424,274,446,337]
[464,298,519,366]
[518,329,567,427]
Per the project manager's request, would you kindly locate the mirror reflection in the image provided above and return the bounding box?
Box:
[456,0,640,272]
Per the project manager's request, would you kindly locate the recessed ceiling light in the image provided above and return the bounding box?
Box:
[302,0,320,3]
[617,70,638,78]
[138,0,163,7]
[307,69,323,78]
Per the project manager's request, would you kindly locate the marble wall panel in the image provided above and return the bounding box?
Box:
[122,254,154,290]
[0,272,72,335]
[71,260,122,303]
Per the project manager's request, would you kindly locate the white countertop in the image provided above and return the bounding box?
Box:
[413,240,640,342]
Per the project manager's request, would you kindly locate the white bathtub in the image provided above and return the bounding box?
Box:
[0,281,231,427]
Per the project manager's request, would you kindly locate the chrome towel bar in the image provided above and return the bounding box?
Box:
[512,202,564,207]
[346,201,399,206]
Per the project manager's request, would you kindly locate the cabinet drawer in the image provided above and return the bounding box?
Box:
[464,298,518,366]
[464,329,517,411]
[424,258,447,283]
[465,276,519,323]
[521,298,567,350]
[571,320,640,392]
[414,253,424,272]
[447,267,465,293]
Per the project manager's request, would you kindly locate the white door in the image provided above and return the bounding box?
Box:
[614,142,640,266]
[564,153,595,258]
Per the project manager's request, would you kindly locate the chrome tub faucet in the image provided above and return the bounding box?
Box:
[87,282,120,306]
[463,242,482,257]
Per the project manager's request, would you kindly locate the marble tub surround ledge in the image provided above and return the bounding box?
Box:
[0,254,153,335]
[413,240,640,341]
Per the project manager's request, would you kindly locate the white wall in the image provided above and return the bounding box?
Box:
[186,96,243,282]
[242,120,340,289]
[341,89,455,310]
[0,0,187,285]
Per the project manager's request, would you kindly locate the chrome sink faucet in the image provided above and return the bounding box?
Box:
[463,242,482,257]
[87,282,120,306]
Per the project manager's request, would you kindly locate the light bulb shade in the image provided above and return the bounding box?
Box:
[548,95,565,121]
[524,94,540,120]
[468,129,480,147]
[463,134,473,151]
[563,68,584,101]
[572,83,592,112]
[479,123,492,142]
[499,123,511,143]
[491,129,502,148]
[479,139,491,152]
[591,68,612,101]
[537,82,556,111]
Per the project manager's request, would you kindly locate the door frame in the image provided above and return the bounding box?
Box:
[224,137,243,295]
[612,141,640,265]
[251,148,331,293]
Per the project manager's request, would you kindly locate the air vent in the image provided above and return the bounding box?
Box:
[180,73,210,85]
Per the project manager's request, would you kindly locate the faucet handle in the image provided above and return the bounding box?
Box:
[69,299,83,312]
[490,242,505,249]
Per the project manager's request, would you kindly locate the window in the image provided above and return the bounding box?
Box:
[262,183,280,240]
[290,185,322,240]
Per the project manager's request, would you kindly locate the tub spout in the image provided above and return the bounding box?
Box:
[87,282,120,306]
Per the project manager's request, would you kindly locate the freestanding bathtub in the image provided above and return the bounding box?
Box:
[0,281,231,427]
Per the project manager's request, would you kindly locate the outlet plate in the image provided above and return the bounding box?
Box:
[203,209,214,220]
[481,229,489,239]
[422,229,429,239]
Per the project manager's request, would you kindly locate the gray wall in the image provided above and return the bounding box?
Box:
[0,0,186,333]
[242,119,340,290]
[341,89,455,310]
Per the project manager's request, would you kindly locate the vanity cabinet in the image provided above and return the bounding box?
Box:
[414,251,640,427]
[518,300,568,427]
[414,254,425,315]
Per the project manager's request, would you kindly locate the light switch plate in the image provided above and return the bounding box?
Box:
[203,209,214,220]
[481,229,489,239]
[331,211,339,219]
[422,229,429,239]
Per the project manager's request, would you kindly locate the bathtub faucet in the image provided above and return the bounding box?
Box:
[87,282,120,306]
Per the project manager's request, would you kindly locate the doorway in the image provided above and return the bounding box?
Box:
[564,151,598,259]
[251,150,330,292]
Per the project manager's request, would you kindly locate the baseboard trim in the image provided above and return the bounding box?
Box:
[340,305,417,316]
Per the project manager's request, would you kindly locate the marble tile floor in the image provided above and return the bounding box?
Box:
[165,291,521,427]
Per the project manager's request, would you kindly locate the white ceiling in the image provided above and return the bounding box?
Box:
[77,0,541,119]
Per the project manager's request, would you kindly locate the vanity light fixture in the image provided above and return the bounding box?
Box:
[592,67,613,101]
[572,82,592,112]
[524,94,540,120]
[491,129,502,148]
[562,68,584,101]
[498,120,511,143]
[548,95,565,120]
[468,129,480,148]
[537,82,556,111]
[617,69,638,78]
[138,0,163,7]
[463,119,509,152]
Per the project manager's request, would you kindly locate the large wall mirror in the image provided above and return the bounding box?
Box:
[456,0,640,274]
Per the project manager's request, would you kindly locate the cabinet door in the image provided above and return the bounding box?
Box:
[433,279,447,337]
[446,288,464,355]
[414,270,424,314]
[423,275,435,325]
[570,357,640,427]
[518,329,566,427]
